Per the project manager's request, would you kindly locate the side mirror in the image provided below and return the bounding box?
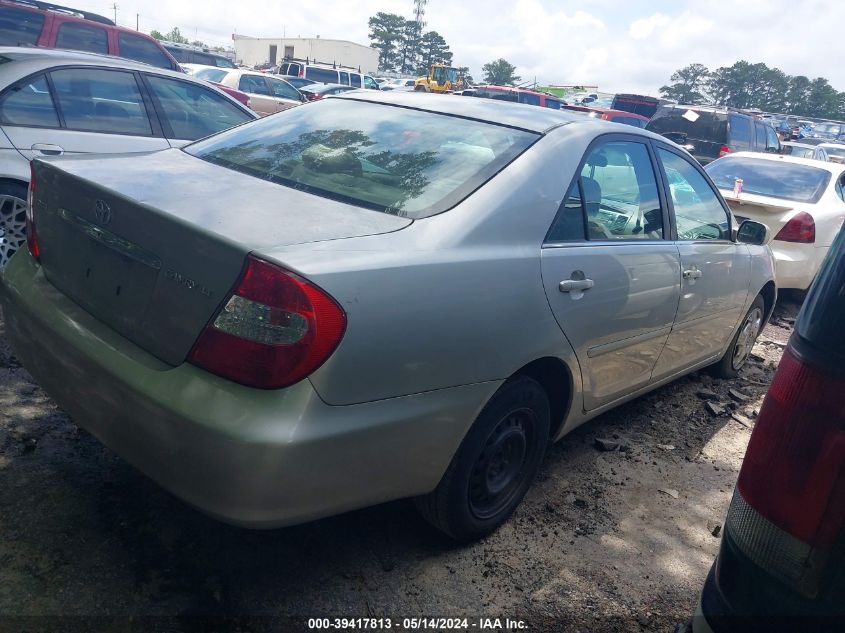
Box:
[300,93,308,103]
[737,220,769,246]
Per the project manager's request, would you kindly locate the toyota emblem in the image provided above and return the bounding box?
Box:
[94,200,112,225]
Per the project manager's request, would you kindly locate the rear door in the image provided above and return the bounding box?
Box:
[652,145,750,379]
[0,68,168,160]
[541,136,680,411]
[727,113,753,154]
[0,5,45,46]
[236,73,276,116]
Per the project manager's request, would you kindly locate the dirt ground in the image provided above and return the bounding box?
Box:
[0,298,799,633]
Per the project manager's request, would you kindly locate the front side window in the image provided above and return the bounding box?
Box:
[146,75,251,140]
[56,22,108,54]
[187,99,538,218]
[705,156,831,204]
[349,73,362,88]
[238,74,270,95]
[728,114,752,151]
[754,122,767,149]
[577,141,664,240]
[659,149,730,240]
[765,125,780,152]
[363,76,379,90]
[118,33,172,69]
[0,74,59,127]
[267,77,300,100]
[51,68,151,135]
[0,7,44,45]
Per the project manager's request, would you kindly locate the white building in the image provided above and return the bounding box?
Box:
[233,35,379,73]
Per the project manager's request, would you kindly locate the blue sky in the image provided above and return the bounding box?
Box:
[68,0,844,95]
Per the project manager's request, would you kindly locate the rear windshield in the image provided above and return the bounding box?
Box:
[705,157,831,203]
[814,122,843,136]
[646,108,727,143]
[194,68,228,83]
[823,145,845,160]
[186,99,538,218]
[782,145,815,159]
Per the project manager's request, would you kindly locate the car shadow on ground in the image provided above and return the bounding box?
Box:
[0,299,798,632]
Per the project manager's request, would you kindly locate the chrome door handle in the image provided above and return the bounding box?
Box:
[559,278,595,293]
[32,143,64,156]
[683,269,703,279]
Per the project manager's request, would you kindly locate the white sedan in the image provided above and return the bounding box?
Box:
[705,152,845,290]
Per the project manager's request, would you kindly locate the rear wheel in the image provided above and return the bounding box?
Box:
[711,295,765,378]
[0,182,28,271]
[415,376,550,541]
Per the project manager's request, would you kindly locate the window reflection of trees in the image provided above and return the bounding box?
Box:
[203,129,439,214]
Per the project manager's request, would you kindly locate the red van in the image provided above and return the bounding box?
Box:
[562,104,650,128]
[0,0,179,71]
[472,85,564,109]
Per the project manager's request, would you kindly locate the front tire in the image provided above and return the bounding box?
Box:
[0,182,28,271]
[711,295,765,378]
[415,376,550,541]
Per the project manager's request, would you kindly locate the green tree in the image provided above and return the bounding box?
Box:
[482,58,520,85]
[150,29,164,41]
[659,63,710,104]
[399,19,423,75]
[162,27,189,44]
[416,31,452,75]
[457,66,474,85]
[368,12,406,72]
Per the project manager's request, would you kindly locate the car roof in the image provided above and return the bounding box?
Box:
[725,151,845,174]
[782,141,815,148]
[332,90,584,133]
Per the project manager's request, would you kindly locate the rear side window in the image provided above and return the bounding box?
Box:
[56,22,108,54]
[578,141,664,240]
[51,68,152,135]
[339,71,349,85]
[0,74,58,127]
[546,181,586,242]
[146,75,251,140]
[728,114,752,151]
[306,67,339,84]
[349,73,362,88]
[613,116,647,128]
[119,33,173,69]
[188,99,538,218]
[646,108,727,144]
[659,149,729,240]
[0,6,44,45]
[519,93,541,106]
[238,74,270,95]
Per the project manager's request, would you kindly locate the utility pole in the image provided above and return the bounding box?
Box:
[136,13,139,31]
[110,3,118,24]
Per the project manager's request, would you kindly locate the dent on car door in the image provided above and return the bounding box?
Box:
[0,68,168,159]
[540,138,681,411]
[651,146,750,380]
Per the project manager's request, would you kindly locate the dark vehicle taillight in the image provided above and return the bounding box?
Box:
[719,145,732,157]
[26,162,40,262]
[774,211,815,243]
[188,255,346,389]
[727,346,845,597]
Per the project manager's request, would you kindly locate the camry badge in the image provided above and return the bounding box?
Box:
[94,199,112,225]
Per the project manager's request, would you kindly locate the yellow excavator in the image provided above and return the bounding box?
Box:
[414,64,467,93]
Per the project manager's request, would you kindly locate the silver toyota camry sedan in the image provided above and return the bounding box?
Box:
[0,91,775,540]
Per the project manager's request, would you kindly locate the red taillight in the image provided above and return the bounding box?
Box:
[719,145,732,157]
[774,211,815,243]
[26,162,39,261]
[728,347,845,594]
[188,255,346,389]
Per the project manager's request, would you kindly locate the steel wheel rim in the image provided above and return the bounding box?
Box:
[0,194,27,271]
[733,306,764,370]
[469,408,534,520]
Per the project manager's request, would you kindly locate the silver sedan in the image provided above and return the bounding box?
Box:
[0,92,775,540]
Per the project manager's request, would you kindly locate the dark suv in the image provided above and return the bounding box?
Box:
[646,105,781,164]
[692,229,845,632]
[0,0,179,70]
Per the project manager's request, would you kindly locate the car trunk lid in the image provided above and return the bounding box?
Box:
[722,192,800,242]
[31,150,410,366]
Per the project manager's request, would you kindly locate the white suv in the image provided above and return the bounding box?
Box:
[277,61,380,90]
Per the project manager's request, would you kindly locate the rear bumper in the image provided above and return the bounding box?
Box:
[0,251,498,527]
[770,242,826,290]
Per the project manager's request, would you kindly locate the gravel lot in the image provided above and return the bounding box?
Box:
[0,298,799,633]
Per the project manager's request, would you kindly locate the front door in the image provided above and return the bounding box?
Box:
[237,74,276,116]
[541,138,680,411]
[651,146,750,379]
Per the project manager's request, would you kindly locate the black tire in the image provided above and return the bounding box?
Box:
[415,376,550,541]
[0,181,28,271]
[711,295,765,378]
